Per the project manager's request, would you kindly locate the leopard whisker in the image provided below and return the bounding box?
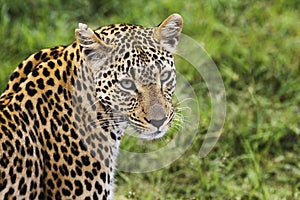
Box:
[174,106,191,112]
[174,97,193,107]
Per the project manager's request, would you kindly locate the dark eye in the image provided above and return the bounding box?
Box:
[160,71,171,83]
[120,79,136,91]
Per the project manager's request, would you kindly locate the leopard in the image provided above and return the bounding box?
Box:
[0,14,183,199]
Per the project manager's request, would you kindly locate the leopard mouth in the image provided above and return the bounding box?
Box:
[125,113,173,140]
[127,122,170,140]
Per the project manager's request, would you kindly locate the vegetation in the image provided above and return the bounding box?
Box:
[0,0,299,199]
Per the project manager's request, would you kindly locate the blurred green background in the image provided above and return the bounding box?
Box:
[0,0,299,199]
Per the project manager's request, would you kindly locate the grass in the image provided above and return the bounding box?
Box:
[0,0,299,199]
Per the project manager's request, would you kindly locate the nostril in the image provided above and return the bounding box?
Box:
[150,117,167,128]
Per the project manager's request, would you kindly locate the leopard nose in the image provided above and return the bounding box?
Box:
[149,104,167,128]
[150,117,167,128]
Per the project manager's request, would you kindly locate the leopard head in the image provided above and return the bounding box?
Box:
[75,14,183,139]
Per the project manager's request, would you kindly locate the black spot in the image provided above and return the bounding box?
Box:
[95,181,103,195]
[124,52,130,59]
[62,135,70,147]
[17,63,23,69]
[0,114,6,124]
[79,140,87,152]
[46,78,55,86]
[62,123,69,132]
[29,191,38,199]
[38,192,45,199]
[20,112,29,126]
[119,48,125,54]
[26,81,37,97]
[110,132,116,141]
[81,155,90,166]
[53,151,60,162]
[43,68,50,77]
[59,164,69,176]
[71,76,75,86]
[48,61,55,69]
[56,178,62,188]
[62,188,71,196]
[53,110,62,126]
[24,61,33,75]
[0,153,9,168]
[9,71,20,81]
[63,154,73,166]
[55,191,62,200]
[63,71,67,83]
[7,104,14,112]
[104,189,108,197]
[57,59,62,66]
[16,93,24,102]
[66,61,72,75]
[12,83,20,92]
[13,103,21,112]
[70,169,76,178]
[8,122,16,131]
[92,168,98,176]
[47,179,55,189]
[104,158,109,167]
[1,125,13,143]
[32,68,39,77]
[100,172,106,183]
[45,89,53,97]
[74,180,83,196]
[37,98,47,126]
[84,180,92,191]
[0,178,7,192]
[64,180,73,191]
[63,51,68,61]
[70,128,78,139]
[56,85,63,95]
[41,52,48,60]
[36,78,45,89]
[2,110,11,120]
[19,181,27,195]
[34,51,42,60]
[52,172,58,180]
[55,69,61,80]
[70,53,74,60]
[76,80,82,91]
[26,169,32,177]
[10,174,17,184]
[85,171,94,180]
[50,50,58,57]
[25,100,34,110]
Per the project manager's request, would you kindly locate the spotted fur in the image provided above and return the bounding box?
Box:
[0,14,183,199]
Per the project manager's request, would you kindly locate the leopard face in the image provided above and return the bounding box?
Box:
[76,14,182,139]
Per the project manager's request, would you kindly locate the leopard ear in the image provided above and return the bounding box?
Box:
[154,14,183,53]
[75,23,112,60]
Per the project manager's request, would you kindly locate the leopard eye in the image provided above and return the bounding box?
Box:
[160,71,171,83]
[120,79,136,91]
